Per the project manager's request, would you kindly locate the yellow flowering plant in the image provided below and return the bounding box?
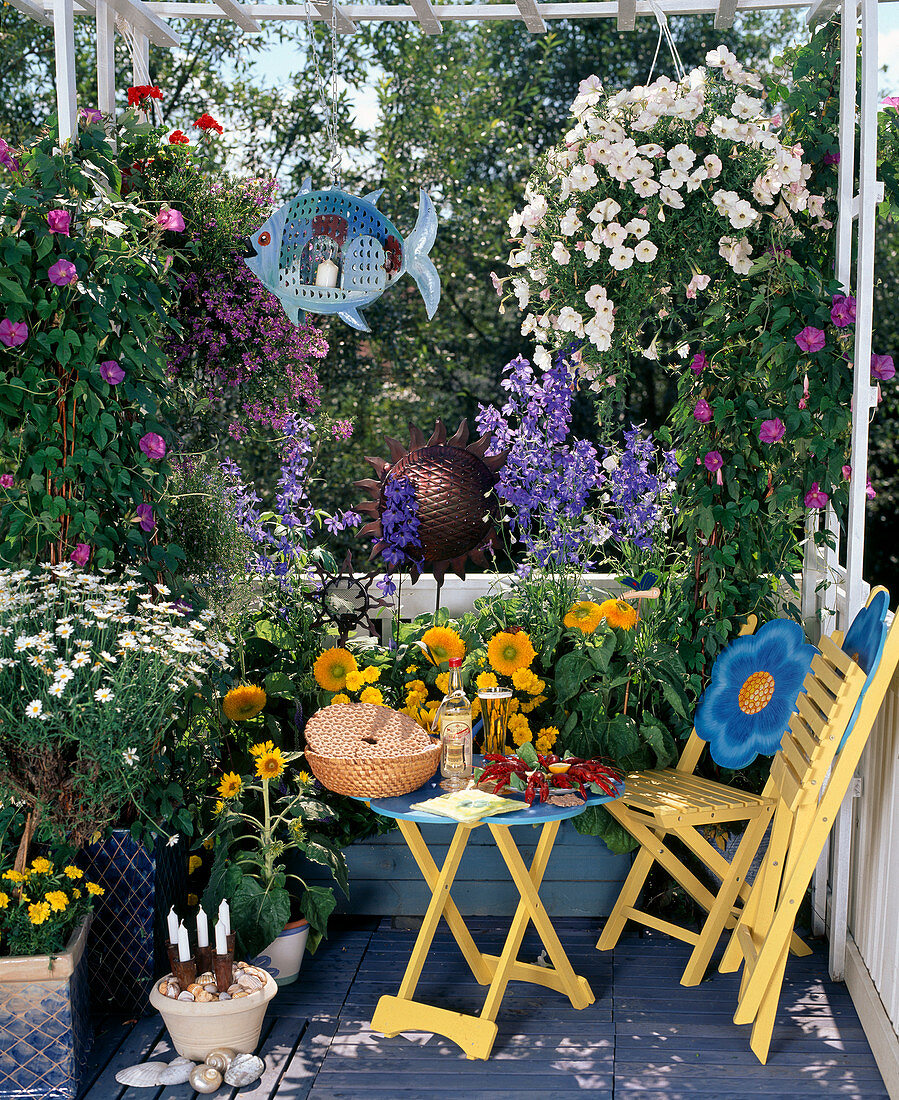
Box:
[0,853,104,957]
[202,742,348,958]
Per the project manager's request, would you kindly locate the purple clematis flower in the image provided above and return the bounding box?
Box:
[804,482,829,509]
[0,319,27,348]
[795,326,826,353]
[48,259,78,286]
[139,432,166,461]
[99,360,125,385]
[758,418,786,443]
[47,209,71,236]
[693,399,712,423]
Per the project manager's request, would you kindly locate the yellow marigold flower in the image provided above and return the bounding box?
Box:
[420,626,465,665]
[45,890,68,912]
[511,719,533,746]
[188,855,203,875]
[435,672,449,694]
[360,686,384,705]
[536,726,560,748]
[536,736,553,753]
[332,693,351,705]
[218,772,243,799]
[0,892,8,909]
[63,866,83,880]
[520,694,547,714]
[362,665,381,683]
[2,870,25,883]
[476,671,498,691]
[488,631,536,676]
[471,697,481,718]
[71,887,81,899]
[407,679,427,695]
[28,901,51,925]
[223,684,267,722]
[250,740,275,758]
[508,696,520,714]
[187,893,198,907]
[86,882,105,896]
[30,857,53,875]
[598,598,639,631]
[564,600,604,634]
[345,670,365,692]
[256,747,285,781]
[314,647,357,691]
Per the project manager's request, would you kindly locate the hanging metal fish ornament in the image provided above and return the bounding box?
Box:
[242,179,440,332]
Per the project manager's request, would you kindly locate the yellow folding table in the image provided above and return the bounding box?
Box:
[364,766,623,1060]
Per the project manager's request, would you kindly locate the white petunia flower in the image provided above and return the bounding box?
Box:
[559,208,582,236]
[508,210,525,236]
[711,115,741,140]
[634,240,658,263]
[659,168,689,191]
[588,198,621,223]
[550,242,571,265]
[603,222,627,248]
[707,46,737,67]
[568,163,598,191]
[608,246,635,271]
[666,143,697,170]
[583,241,604,261]
[625,218,650,239]
[732,92,763,119]
[557,307,585,335]
[25,700,43,718]
[585,284,610,310]
[632,176,660,198]
[659,187,685,210]
[533,345,552,370]
[728,200,758,228]
[585,318,613,350]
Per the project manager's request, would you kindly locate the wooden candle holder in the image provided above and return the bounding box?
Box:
[213,951,234,993]
[170,956,197,988]
[196,945,214,975]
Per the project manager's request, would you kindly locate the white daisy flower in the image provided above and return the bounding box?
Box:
[94,687,114,703]
[48,682,66,698]
[25,700,43,718]
[122,747,139,766]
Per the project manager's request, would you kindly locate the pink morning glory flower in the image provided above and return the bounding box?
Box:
[156,208,186,232]
[0,474,13,488]
[139,432,166,461]
[704,450,724,486]
[0,138,19,172]
[830,294,856,328]
[0,319,28,347]
[689,351,708,374]
[795,326,826,353]
[99,360,125,385]
[871,353,895,381]
[47,209,71,236]
[882,97,899,109]
[842,465,852,480]
[866,479,876,500]
[80,107,102,123]
[693,399,712,423]
[135,503,156,532]
[804,482,829,509]
[759,418,786,443]
[69,543,91,566]
[48,259,78,286]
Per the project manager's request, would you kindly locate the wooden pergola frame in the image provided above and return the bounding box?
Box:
[16,0,886,987]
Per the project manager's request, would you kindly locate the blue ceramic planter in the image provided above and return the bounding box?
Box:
[0,920,93,1100]
[82,829,186,1014]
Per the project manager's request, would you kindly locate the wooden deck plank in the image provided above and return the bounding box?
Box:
[81,1015,165,1099]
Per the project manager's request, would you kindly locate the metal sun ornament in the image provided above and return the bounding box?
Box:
[241,0,440,333]
[304,552,392,642]
[356,419,508,583]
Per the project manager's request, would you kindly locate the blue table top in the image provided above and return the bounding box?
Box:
[364,757,623,827]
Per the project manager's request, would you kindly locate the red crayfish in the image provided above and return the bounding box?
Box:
[478,752,622,806]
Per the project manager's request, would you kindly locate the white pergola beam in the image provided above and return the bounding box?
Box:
[53,0,180,45]
[616,0,635,30]
[713,0,738,28]
[6,0,53,26]
[214,0,262,32]
[806,0,840,25]
[311,0,356,33]
[409,0,441,32]
[515,0,547,32]
[53,0,77,140]
[96,0,116,116]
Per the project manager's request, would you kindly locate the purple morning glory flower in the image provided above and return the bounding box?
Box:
[871,354,895,381]
[795,326,826,353]
[47,209,71,236]
[139,432,166,460]
[689,351,708,374]
[156,208,185,231]
[804,482,829,509]
[70,543,91,566]
[758,418,786,443]
[830,294,856,328]
[693,399,712,423]
[0,319,27,348]
[48,259,78,287]
[136,503,156,532]
[704,451,724,473]
[100,360,125,385]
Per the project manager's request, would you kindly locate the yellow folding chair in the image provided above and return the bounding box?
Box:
[722,588,897,1063]
[597,613,831,986]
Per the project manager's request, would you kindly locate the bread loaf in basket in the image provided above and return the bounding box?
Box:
[303,702,441,798]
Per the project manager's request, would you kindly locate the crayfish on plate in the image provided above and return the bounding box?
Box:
[478,752,622,806]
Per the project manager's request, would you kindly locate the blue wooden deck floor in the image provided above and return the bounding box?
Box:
[81,918,889,1100]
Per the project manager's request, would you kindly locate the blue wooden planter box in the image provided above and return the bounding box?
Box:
[299,820,631,916]
[0,920,92,1100]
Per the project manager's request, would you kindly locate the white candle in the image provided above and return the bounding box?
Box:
[167,906,179,946]
[218,899,230,936]
[196,905,209,949]
[314,258,339,288]
[215,918,227,956]
[177,921,191,963]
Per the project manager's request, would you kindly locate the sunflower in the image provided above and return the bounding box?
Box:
[250,740,275,758]
[256,747,286,781]
[564,600,604,634]
[597,599,639,631]
[223,684,267,721]
[420,626,466,665]
[218,771,243,799]
[488,631,536,676]
[213,799,225,815]
[359,686,384,705]
[314,647,358,691]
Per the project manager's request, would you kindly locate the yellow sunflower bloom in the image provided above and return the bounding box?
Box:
[223,684,267,722]
[250,740,275,758]
[0,892,8,909]
[488,631,536,676]
[86,882,105,897]
[564,600,604,634]
[332,693,351,705]
[298,770,312,785]
[362,665,381,683]
[345,670,365,692]
[420,626,465,665]
[435,672,449,694]
[28,901,51,925]
[218,772,243,799]
[598,598,639,631]
[44,890,68,912]
[63,866,83,880]
[213,799,225,815]
[359,686,384,705]
[30,857,53,874]
[188,855,202,875]
[256,747,286,781]
[476,671,498,691]
[313,647,357,691]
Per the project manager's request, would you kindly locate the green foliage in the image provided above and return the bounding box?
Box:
[0,119,182,575]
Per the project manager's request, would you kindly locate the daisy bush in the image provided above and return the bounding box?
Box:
[0,564,228,846]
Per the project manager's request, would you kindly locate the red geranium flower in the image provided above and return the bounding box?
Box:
[169,130,190,145]
[127,85,163,107]
[192,113,224,134]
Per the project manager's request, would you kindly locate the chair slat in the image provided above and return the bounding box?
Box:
[805,674,838,715]
[819,633,854,675]
[780,733,811,781]
[787,712,818,758]
[770,754,803,809]
[811,652,847,698]
[795,692,827,738]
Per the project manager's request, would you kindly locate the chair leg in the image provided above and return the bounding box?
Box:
[596,843,657,951]
[747,937,791,1065]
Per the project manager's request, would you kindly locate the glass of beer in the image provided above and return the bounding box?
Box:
[477,687,513,756]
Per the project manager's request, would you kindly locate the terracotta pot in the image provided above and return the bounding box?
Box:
[0,918,93,1099]
[250,918,310,986]
[148,972,277,1061]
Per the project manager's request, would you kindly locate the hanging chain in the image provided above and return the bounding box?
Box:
[302,0,342,188]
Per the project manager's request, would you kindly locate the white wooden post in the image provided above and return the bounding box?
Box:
[132,28,150,85]
[829,0,880,983]
[52,0,77,142]
[96,0,117,119]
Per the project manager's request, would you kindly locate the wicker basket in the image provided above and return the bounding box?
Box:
[304,702,441,798]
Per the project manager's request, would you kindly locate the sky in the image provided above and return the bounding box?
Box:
[881,1,899,92]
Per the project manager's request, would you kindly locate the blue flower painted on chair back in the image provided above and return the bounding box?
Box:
[695,619,818,769]
[838,588,891,748]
